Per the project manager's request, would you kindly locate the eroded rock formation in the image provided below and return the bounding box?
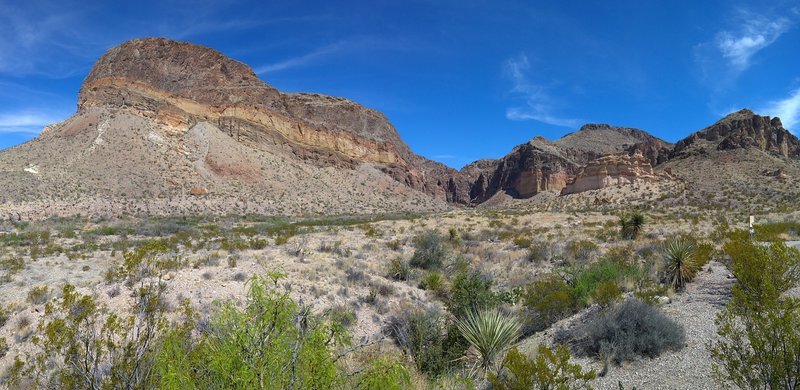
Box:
[561,151,659,195]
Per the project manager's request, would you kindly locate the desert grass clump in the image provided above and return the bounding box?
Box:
[662,238,697,291]
[572,298,685,365]
[456,309,521,375]
[27,285,50,305]
[410,230,449,270]
[387,257,411,281]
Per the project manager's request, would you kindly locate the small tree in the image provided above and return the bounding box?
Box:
[708,233,800,389]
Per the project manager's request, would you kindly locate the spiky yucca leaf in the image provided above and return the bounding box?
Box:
[663,239,697,291]
[455,309,521,375]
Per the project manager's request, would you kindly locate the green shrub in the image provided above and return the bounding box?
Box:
[455,309,521,374]
[30,282,167,389]
[448,269,498,318]
[489,346,596,390]
[572,298,685,364]
[522,276,577,331]
[513,236,532,249]
[387,257,410,281]
[410,230,449,270]
[353,355,412,390]
[390,309,449,377]
[157,276,344,389]
[709,234,800,389]
[569,258,640,306]
[590,280,622,307]
[419,271,446,294]
[0,305,8,328]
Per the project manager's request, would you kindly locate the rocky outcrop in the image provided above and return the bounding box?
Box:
[560,151,658,195]
[73,37,464,203]
[672,109,800,159]
[465,137,577,202]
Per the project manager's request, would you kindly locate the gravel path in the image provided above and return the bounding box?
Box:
[589,261,734,390]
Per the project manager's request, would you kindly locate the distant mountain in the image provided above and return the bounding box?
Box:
[660,109,800,209]
[0,38,796,220]
[0,38,461,219]
[461,124,670,202]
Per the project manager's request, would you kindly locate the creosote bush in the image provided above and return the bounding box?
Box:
[709,232,800,389]
[489,345,596,390]
[572,298,685,365]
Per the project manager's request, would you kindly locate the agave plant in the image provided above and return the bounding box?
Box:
[456,309,521,375]
[662,239,697,291]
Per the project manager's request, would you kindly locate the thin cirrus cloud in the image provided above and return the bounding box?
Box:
[0,112,63,135]
[254,41,347,74]
[503,53,582,128]
[759,87,800,133]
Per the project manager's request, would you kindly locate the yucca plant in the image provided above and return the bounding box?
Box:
[628,212,645,239]
[662,239,697,291]
[456,309,521,375]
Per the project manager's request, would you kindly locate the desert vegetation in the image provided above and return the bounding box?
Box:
[0,209,796,389]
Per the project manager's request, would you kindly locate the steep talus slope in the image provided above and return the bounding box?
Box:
[0,38,460,219]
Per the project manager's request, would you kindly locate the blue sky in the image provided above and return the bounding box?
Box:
[1,0,799,168]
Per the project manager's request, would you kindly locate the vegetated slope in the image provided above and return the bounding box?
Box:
[660,109,800,210]
[0,38,466,220]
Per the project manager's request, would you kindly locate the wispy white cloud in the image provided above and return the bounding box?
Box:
[0,112,61,135]
[715,16,791,71]
[759,88,800,133]
[695,8,795,86]
[254,41,347,74]
[503,53,582,128]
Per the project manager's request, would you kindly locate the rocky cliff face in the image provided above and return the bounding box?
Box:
[560,151,659,195]
[461,125,670,201]
[672,109,800,159]
[73,37,463,203]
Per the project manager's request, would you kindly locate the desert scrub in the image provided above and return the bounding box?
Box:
[26,285,50,305]
[419,271,446,295]
[28,282,168,389]
[447,269,499,318]
[389,308,468,377]
[489,345,596,390]
[410,230,449,270]
[566,240,598,263]
[571,298,685,365]
[522,276,578,331]
[709,233,800,389]
[386,257,411,281]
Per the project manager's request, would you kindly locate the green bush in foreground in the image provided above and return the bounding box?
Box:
[489,346,596,390]
[709,233,800,389]
[15,275,412,389]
